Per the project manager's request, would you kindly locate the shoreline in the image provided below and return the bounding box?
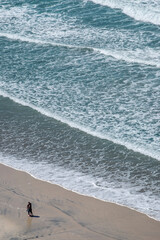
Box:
[1,162,159,223]
[0,163,160,240]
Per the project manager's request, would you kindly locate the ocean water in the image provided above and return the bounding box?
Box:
[0,0,160,220]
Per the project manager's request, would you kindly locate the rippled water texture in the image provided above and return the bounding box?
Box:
[0,0,160,220]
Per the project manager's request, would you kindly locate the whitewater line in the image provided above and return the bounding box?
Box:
[0,32,81,50]
[1,32,159,68]
[94,48,160,68]
[89,0,160,26]
[0,89,159,161]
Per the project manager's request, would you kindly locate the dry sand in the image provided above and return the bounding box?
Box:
[0,163,160,240]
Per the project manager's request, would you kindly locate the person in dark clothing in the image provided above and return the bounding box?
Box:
[27,202,33,216]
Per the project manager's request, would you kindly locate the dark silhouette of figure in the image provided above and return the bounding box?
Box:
[27,202,33,216]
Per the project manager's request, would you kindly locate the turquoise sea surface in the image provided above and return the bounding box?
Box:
[0,0,160,220]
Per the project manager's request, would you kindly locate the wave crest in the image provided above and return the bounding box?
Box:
[0,89,159,161]
[89,0,160,25]
[1,32,160,68]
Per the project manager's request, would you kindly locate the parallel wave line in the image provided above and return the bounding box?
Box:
[0,89,159,161]
[89,0,160,26]
[1,32,159,68]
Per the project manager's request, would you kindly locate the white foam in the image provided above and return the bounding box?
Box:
[1,32,160,68]
[0,89,160,161]
[94,47,160,68]
[89,0,160,25]
[0,32,77,49]
[0,4,80,44]
[0,152,160,221]
[1,1,160,69]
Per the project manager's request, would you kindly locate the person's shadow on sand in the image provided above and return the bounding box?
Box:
[30,215,40,218]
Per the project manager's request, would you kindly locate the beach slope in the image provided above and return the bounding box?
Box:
[0,163,160,240]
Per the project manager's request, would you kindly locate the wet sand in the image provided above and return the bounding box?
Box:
[0,163,160,240]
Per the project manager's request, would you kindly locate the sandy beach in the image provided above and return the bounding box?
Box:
[0,163,160,240]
